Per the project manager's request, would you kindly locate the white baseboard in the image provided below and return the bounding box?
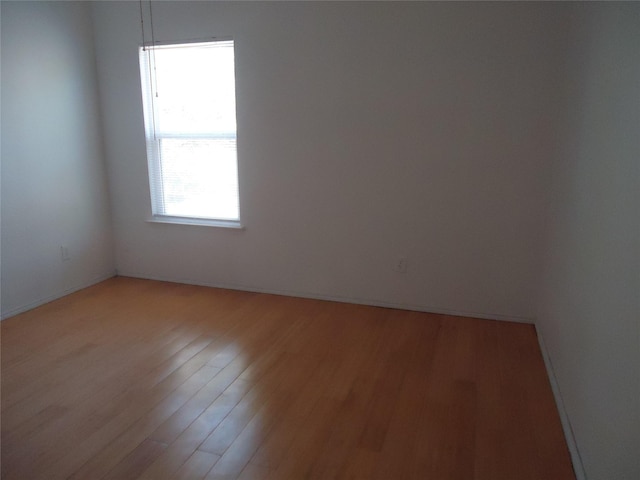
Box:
[536,329,587,480]
[116,271,534,324]
[1,270,117,320]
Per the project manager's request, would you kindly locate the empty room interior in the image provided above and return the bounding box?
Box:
[1,1,638,479]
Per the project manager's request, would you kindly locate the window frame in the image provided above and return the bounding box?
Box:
[139,38,243,229]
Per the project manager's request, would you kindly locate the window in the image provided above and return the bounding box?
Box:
[139,40,241,227]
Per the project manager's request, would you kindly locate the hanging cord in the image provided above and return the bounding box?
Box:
[149,0,159,99]
[139,0,146,50]
[139,0,159,139]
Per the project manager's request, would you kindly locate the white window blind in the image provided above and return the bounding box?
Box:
[139,40,240,224]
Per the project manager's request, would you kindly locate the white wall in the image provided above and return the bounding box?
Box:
[1,1,115,318]
[92,1,567,322]
[537,3,640,479]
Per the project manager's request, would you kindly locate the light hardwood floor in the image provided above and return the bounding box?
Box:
[1,277,575,479]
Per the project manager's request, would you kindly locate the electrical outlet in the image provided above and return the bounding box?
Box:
[395,257,408,273]
[60,246,70,262]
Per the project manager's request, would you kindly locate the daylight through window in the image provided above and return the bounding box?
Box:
[139,40,240,225]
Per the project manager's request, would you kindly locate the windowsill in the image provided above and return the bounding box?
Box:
[147,215,244,229]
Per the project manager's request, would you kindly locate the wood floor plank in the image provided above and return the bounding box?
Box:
[471,320,520,479]
[147,357,248,446]
[302,312,425,479]
[137,379,251,480]
[0,277,575,480]
[60,364,223,480]
[407,315,477,478]
[246,356,339,470]
[173,450,220,480]
[102,438,168,480]
[1,334,217,476]
[237,462,272,480]
[202,350,326,478]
